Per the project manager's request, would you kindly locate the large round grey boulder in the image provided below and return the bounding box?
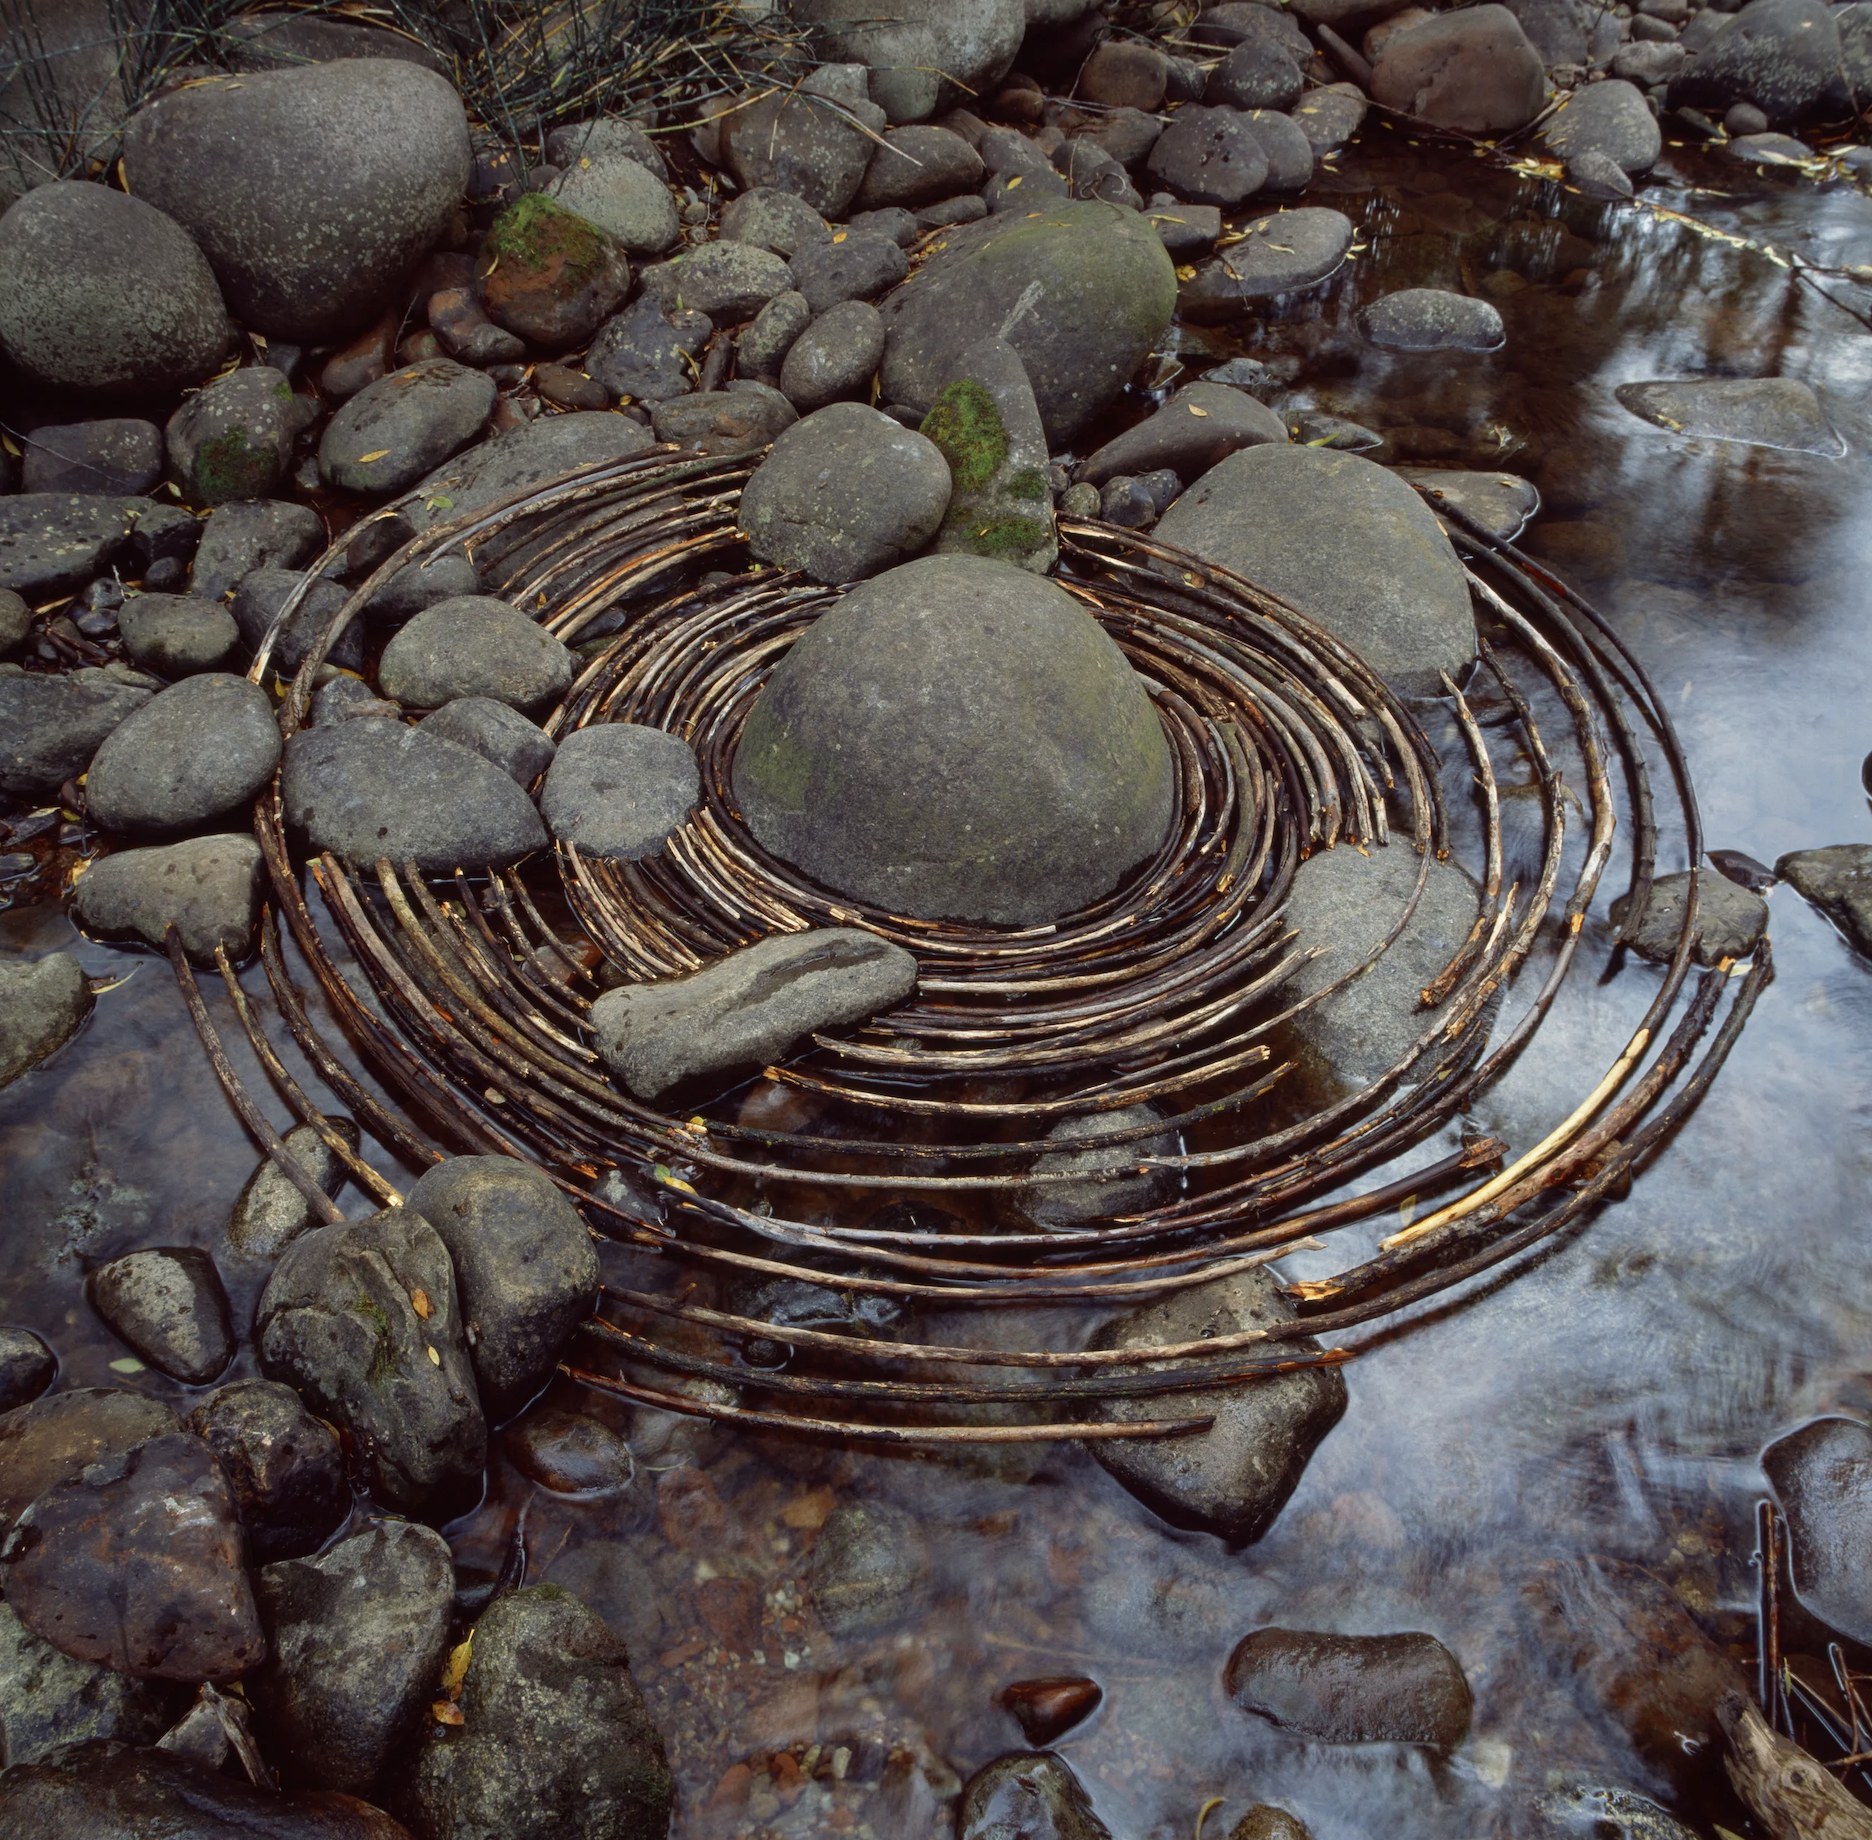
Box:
[1154,446,1477,697]
[1669,0,1846,124]
[738,403,952,585]
[0,182,230,396]
[122,60,471,341]
[879,200,1178,445]
[1371,5,1549,133]
[733,555,1176,925]
[83,672,281,835]
[794,0,1025,122]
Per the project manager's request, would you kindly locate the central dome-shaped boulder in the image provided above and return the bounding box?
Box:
[732,556,1176,926]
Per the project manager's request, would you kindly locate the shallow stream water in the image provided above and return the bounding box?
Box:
[6,134,1872,1838]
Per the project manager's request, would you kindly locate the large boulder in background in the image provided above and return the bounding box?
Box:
[733,554,1176,925]
[879,200,1177,445]
[717,65,883,215]
[1371,5,1549,133]
[1154,446,1477,697]
[123,60,471,340]
[0,0,137,202]
[1668,0,1846,126]
[791,0,1027,121]
[0,181,229,396]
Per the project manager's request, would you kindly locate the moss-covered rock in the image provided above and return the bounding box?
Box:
[880,199,1177,444]
[480,193,630,350]
[165,366,302,507]
[920,338,1056,573]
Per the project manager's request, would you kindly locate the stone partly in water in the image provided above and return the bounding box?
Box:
[378,596,574,714]
[0,667,154,796]
[1089,1267,1347,1543]
[733,555,1176,926]
[74,833,267,964]
[1394,468,1540,543]
[281,720,549,873]
[0,952,93,1089]
[228,1120,359,1262]
[1777,844,1872,954]
[1228,1808,1315,1840]
[0,1739,412,1838]
[83,672,281,836]
[1016,1104,1180,1231]
[1615,378,1844,456]
[406,1156,600,1417]
[0,1598,184,1768]
[1763,1416,1872,1646]
[1359,288,1506,354]
[997,1676,1104,1748]
[0,1328,56,1412]
[956,1751,1114,1840]
[879,200,1179,445]
[0,1388,179,1538]
[919,337,1058,574]
[1533,1785,1700,1840]
[1078,381,1288,488]
[186,1378,349,1563]
[1540,78,1662,176]
[504,1409,637,1496]
[810,1499,931,1635]
[0,1430,265,1681]
[251,1518,456,1795]
[539,724,701,861]
[1224,1627,1474,1750]
[1371,5,1549,133]
[592,928,918,1103]
[1179,207,1355,317]
[407,1584,673,1840]
[738,402,954,585]
[1156,446,1478,697]
[0,181,230,397]
[1609,867,1769,966]
[257,1206,487,1517]
[89,1247,235,1385]
[123,59,473,341]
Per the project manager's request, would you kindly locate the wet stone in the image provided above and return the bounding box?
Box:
[429,286,526,367]
[1017,1104,1179,1230]
[1224,1627,1474,1750]
[1146,202,1223,254]
[0,1738,411,1837]
[810,1499,931,1635]
[408,1584,673,1840]
[1610,867,1768,966]
[229,1120,358,1263]
[0,1326,55,1411]
[378,596,574,715]
[592,928,918,1103]
[1291,83,1368,155]
[585,296,715,403]
[406,1155,601,1417]
[504,1408,636,1495]
[1667,0,1845,126]
[539,723,700,862]
[1395,467,1540,542]
[281,720,549,874]
[1777,844,1872,954]
[1764,1416,1872,1646]
[1208,38,1304,111]
[420,697,556,787]
[0,1387,180,1538]
[1615,377,1843,455]
[22,419,164,498]
[251,1518,456,1794]
[1532,1785,1698,1840]
[997,1676,1103,1747]
[90,1246,235,1385]
[1541,78,1663,174]
[789,229,910,313]
[0,951,93,1089]
[0,1597,184,1767]
[84,672,281,836]
[1089,1267,1347,1544]
[0,1429,264,1680]
[256,1205,488,1517]
[186,1378,348,1563]
[77,832,266,964]
[1229,1806,1314,1840]
[957,1752,1113,1840]
[1080,381,1288,488]
[1181,207,1355,315]
[0,668,154,798]
[1360,288,1506,353]
[118,591,242,676]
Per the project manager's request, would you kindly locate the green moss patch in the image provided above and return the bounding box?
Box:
[486,191,609,285]
[921,379,1011,496]
[193,427,274,505]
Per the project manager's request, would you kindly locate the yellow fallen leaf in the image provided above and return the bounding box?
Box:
[1175,263,1197,281]
[1188,403,1210,417]
[441,1635,473,1695]
[356,449,392,464]
[411,1288,431,1319]
[426,1344,441,1366]
[432,1701,464,1726]
[1005,175,1022,188]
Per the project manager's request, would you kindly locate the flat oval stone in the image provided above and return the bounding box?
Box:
[378,596,574,714]
[83,673,281,836]
[540,723,700,861]
[1224,1627,1473,1750]
[1358,288,1505,353]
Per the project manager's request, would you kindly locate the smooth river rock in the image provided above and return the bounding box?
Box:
[378,596,573,714]
[187,1378,348,1563]
[1777,844,1872,954]
[1359,288,1506,354]
[1224,1627,1473,1750]
[539,724,701,861]
[89,1247,235,1385]
[229,1121,359,1263]
[956,1752,1113,1840]
[1615,378,1844,456]
[0,953,93,1089]
[74,833,266,964]
[733,555,1176,925]
[1764,1416,1872,1647]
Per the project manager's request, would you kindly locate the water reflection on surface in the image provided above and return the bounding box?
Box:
[5,138,1872,1838]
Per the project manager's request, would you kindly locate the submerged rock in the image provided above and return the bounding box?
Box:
[504,1410,636,1496]
[0,1327,55,1411]
[1016,1105,1179,1230]
[733,555,1176,925]
[229,1121,359,1262]
[880,200,1178,444]
[0,1429,264,1680]
[187,1378,348,1562]
[810,1499,931,1635]
[1615,378,1843,456]
[0,952,92,1089]
[539,724,700,861]
[592,929,918,1103]
[407,1584,673,1840]
[252,1519,456,1794]
[1776,845,1872,954]
[406,1157,599,1417]
[1394,468,1540,543]
[1533,1785,1700,1840]
[997,1677,1103,1748]
[1228,1808,1314,1840]
[1225,1628,1472,1750]
[956,1751,1113,1840]
[1088,1267,1347,1544]
[89,1247,234,1385]
[1763,1416,1872,1646]
[1155,446,1478,697]
[257,1206,487,1517]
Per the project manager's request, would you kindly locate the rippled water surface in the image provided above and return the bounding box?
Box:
[7,136,1872,1838]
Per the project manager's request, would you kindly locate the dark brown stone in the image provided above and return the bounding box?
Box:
[1223,1627,1472,1751]
[996,1675,1103,1745]
[0,1387,178,1538]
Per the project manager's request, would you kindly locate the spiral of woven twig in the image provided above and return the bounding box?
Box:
[171,447,1766,1447]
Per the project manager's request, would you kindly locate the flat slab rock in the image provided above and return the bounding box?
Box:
[591,928,918,1102]
[1181,207,1354,316]
[1609,866,1768,966]
[1224,1627,1473,1750]
[1615,378,1844,456]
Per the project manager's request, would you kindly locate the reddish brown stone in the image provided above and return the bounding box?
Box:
[996,1675,1104,1746]
[321,307,398,399]
[479,193,630,350]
